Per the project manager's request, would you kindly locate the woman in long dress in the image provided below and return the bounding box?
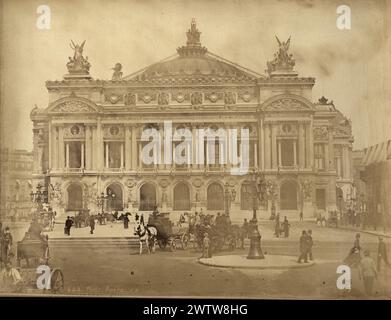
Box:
[344,233,362,267]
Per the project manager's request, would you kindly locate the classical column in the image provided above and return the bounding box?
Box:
[298,123,305,169]
[65,143,70,168]
[264,123,271,169]
[259,119,264,171]
[105,142,109,168]
[343,145,350,179]
[329,129,335,170]
[293,140,297,167]
[271,124,277,169]
[305,123,313,169]
[85,125,92,170]
[192,125,197,169]
[51,125,58,170]
[131,126,138,169]
[138,142,142,167]
[254,142,258,168]
[48,122,52,169]
[58,125,65,169]
[96,120,104,170]
[81,143,85,168]
[278,140,282,167]
[120,143,124,168]
[324,143,330,171]
[125,126,132,170]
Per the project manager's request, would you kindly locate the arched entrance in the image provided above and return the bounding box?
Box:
[207,182,224,210]
[106,183,123,211]
[139,183,156,211]
[67,184,83,211]
[280,180,298,210]
[173,182,190,210]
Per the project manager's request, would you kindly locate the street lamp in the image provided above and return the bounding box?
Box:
[97,192,107,214]
[30,184,48,208]
[224,182,236,215]
[246,175,265,260]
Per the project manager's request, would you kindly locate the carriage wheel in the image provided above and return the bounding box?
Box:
[50,269,64,293]
[170,238,176,252]
[181,233,190,250]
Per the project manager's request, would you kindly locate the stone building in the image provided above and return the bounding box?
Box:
[0,148,33,220]
[30,21,354,222]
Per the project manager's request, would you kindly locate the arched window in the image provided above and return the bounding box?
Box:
[280,180,298,210]
[106,183,123,211]
[67,184,83,211]
[207,183,224,210]
[173,182,190,210]
[139,183,156,211]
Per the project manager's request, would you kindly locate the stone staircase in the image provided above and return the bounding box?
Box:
[48,236,140,251]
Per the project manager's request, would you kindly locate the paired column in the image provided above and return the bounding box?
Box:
[264,123,271,169]
[85,125,92,170]
[271,124,277,169]
[125,126,132,170]
[131,126,138,169]
[298,123,305,169]
[305,123,314,169]
[58,125,65,169]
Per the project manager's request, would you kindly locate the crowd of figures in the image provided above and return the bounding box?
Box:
[343,233,391,296]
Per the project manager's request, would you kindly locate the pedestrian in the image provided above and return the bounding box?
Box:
[359,250,377,296]
[64,216,73,236]
[297,230,308,263]
[307,229,313,261]
[240,219,249,249]
[299,210,303,222]
[344,233,362,267]
[89,215,96,235]
[202,233,211,258]
[377,237,390,271]
[2,227,13,260]
[283,217,290,238]
[123,213,130,229]
[0,261,22,289]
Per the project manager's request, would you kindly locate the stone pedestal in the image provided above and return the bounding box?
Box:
[303,201,315,219]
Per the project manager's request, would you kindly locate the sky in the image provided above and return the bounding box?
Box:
[1,0,390,151]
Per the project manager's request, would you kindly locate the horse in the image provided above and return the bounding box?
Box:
[134,216,157,255]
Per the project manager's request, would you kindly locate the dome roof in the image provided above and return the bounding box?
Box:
[140,55,255,79]
[125,20,262,83]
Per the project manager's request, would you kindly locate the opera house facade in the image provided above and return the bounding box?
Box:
[30,21,354,222]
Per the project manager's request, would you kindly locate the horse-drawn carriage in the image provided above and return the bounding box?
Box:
[147,213,190,251]
[15,231,64,293]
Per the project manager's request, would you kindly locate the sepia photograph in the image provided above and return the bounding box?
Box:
[1,0,391,307]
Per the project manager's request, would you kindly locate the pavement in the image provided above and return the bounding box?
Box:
[198,254,315,269]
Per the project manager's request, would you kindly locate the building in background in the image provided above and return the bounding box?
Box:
[30,21,354,222]
[360,140,391,230]
[0,148,33,221]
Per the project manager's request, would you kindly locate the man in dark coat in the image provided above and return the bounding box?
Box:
[283,217,290,238]
[307,229,314,261]
[297,230,309,263]
[377,237,390,271]
[123,213,130,229]
[89,215,96,234]
[64,216,73,236]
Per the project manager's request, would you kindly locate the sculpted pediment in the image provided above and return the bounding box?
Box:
[262,95,314,112]
[48,97,99,114]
